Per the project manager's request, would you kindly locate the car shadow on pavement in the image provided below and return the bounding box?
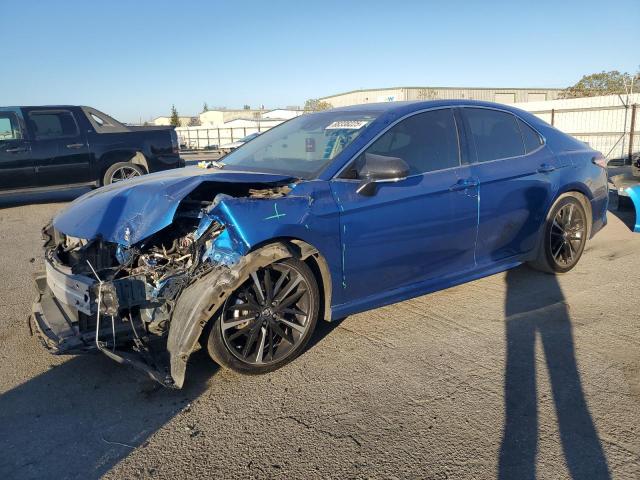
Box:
[499,266,610,479]
[0,187,91,208]
[0,348,217,480]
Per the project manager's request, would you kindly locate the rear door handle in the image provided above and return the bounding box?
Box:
[449,178,479,191]
[537,163,556,173]
[5,146,29,153]
[66,143,85,149]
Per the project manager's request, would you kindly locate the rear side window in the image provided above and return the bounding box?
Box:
[363,108,460,175]
[517,117,543,153]
[29,111,78,139]
[465,108,524,162]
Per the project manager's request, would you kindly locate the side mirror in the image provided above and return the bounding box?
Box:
[356,153,410,196]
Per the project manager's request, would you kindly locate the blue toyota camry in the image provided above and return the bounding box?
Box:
[32,100,609,387]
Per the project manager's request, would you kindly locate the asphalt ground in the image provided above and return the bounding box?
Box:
[0,181,638,479]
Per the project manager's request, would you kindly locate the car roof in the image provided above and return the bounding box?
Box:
[330,99,525,115]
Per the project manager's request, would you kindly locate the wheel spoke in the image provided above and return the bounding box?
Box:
[281,307,308,317]
[221,315,256,331]
[563,241,573,262]
[276,316,306,334]
[267,323,275,361]
[552,219,564,233]
[272,321,295,345]
[277,287,306,311]
[552,241,564,261]
[250,271,266,304]
[566,204,574,227]
[272,270,289,297]
[255,327,267,363]
[242,327,260,358]
[274,274,303,304]
[263,268,273,301]
[227,324,253,341]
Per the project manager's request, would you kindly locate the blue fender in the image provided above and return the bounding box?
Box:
[626,185,640,233]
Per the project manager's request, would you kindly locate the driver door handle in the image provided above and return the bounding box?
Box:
[66,143,85,149]
[5,146,29,153]
[449,178,479,191]
[537,163,556,173]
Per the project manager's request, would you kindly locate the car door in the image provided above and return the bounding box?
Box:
[330,108,479,306]
[0,109,34,190]
[461,107,556,264]
[25,109,91,187]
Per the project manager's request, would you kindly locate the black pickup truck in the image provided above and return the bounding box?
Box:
[0,106,183,192]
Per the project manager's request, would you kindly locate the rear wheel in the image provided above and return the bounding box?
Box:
[529,194,588,273]
[207,257,319,374]
[103,162,145,185]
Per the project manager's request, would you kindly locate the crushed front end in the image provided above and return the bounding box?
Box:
[30,181,293,388]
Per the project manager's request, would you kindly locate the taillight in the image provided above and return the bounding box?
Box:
[171,130,179,154]
[592,153,607,169]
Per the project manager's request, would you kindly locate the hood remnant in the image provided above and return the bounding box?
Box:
[52,168,297,245]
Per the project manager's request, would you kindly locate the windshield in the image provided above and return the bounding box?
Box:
[221,110,380,178]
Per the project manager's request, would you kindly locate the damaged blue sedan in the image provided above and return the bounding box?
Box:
[31,100,609,388]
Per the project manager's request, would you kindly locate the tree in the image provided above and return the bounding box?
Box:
[169,105,180,127]
[304,98,333,112]
[202,102,209,112]
[243,104,251,110]
[188,117,201,127]
[560,70,640,99]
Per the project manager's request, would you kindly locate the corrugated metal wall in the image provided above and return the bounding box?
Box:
[321,87,561,107]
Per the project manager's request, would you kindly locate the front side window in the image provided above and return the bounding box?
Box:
[221,110,381,178]
[0,113,23,141]
[465,108,525,162]
[29,111,78,139]
[356,108,460,176]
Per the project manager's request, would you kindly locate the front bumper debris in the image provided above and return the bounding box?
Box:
[30,264,175,387]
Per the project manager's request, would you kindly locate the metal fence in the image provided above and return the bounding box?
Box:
[176,97,640,160]
[175,125,274,150]
[526,98,639,160]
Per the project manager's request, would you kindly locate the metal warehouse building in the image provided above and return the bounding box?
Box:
[319,86,563,107]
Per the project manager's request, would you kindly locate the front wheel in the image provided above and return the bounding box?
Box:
[206,257,319,374]
[528,194,589,273]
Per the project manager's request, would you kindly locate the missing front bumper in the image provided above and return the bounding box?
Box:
[30,272,175,387]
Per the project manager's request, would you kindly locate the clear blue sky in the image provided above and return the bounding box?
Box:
[2,0,638,122]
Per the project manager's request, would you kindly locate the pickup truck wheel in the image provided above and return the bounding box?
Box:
[103,162,145,185]
[206,258,319,374]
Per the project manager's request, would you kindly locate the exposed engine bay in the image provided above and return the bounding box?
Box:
[32,180,296,387]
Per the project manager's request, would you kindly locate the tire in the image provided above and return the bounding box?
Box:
[207,257,320,374]
[528,193,589,274]
[103,162,145,185]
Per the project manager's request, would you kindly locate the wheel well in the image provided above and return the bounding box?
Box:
[99,151,148,184]
[567,190,593,238]
[248,238,333,322]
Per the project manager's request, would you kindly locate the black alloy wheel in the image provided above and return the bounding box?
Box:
[207,257,319,373]
[529,193,589,274]
[548,200,587,269]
